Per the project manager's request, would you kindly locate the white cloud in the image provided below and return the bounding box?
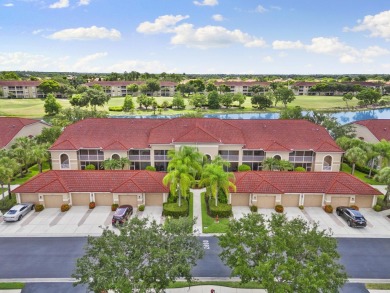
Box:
[107,60,170,73]
[0,52,52,70]
[3,3,14,7]
[73,52,107,71]
[272,40,304,49]
[305,37,354,54]
[136,15,189,34]
[171,24,266,49]
[78,0,90,5]
[339,54,358,64]
[212,14,224,22]
[32,29,44,35]
[48,26,121,40]
[49,0,69,9]
[193,0,218,6]
[344,10,390,41]
[361,46,390,57]
[262,56,273,62]
[256,5,268,13]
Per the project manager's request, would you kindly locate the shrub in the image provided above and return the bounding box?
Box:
[275,204,284,213]
[377,195,385,206]
[250,205,258,213]
[163,201,188,218]
[85,164,96,170]
[138,204,145,212]
[61,203,71,212]
[238,164,251,171]
[295,167,306,172]
[145,165,156,171]
[35,204,44,212]
[299,205,304,210]
[89,202,96,209]
[218,190,228,204]
[108,106,123,112]
[324,205,333,213]
[209,202,232,218]
[374,204,382,212]
[350,205,359,210]
[0,194,17,213]
[379,99,387,106]
[111,203,118,211]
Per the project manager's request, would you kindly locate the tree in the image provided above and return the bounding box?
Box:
[233,93,246,107]
[219,213,347,293]
[73,217,203,293]
[218,84,230,94]
[38,80,61,97]
[207,90,220,109]
[82,88,110,110]
[126,83,139,95]
[122,95,135,112]
[274,87,295,108]
[69,93,89,107]
[189,93,207,109]
[374,139,390,169]
[51,107,108,127]
[137,94,155,110]
[0,71,20,80]
[279,106,304,119]
[345,147,367,175]
[249,85,265,95]
[251,94,272,109]
[205,82,217,92]
[356,88,381,106]
[44,93,62,116]
[188,79,205,93]
[200,163,236,206]
[0,165,14,200]
[172,94,185,109]
[31,144,50,173]
[342,93,354,109]
[219,93,234,108]
[375,167,390,206]
[262,158,293,171]
[145,79,161,96]
[36,126,63,145]
[176,83,194,97]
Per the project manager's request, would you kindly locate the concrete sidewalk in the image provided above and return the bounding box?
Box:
[192,188,205,234]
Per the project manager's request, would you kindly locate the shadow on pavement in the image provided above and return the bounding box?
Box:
[22,283,88,293]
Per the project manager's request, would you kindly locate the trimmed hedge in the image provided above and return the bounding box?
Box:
[324,205,333,213]
[163,201,188,218]
[109,106,123,111]
[250,205,258,213]
[275,205,284,213]
[207,199,232,218]
[35,204,44,212]
[61,203,71,212]
[343,158,378,176]
[238,164,251,171]
[145,166,156,171]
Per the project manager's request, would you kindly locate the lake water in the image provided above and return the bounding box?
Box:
[114,107,390,125]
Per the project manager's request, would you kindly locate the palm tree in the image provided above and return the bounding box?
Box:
[199,164,236,206]
[0,157,20,199]
[118,157,130,170]
[102,158,121,170]
[374,139,390,169]
[375,167,390,207]
[0,166,14,201]
[210,155,230,169]
[364,143,379,178]
[167,146,203,178]
[278,160,293,171]
[344,147,367,175]
[262,157,278,171]
[31,144,50,173]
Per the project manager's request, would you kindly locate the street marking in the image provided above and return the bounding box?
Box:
[203,240,210,249]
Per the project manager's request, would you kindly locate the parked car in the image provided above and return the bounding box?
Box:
[112,205,133,226]
[2,203,35,222]
[336,206,367,228]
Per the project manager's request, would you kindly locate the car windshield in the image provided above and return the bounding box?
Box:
[7,210,17,215]
[355,217,364,221]
[115,208,126,216]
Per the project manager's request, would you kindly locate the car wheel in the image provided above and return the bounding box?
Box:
[18,215,22,221]
[31,205,35,211]
[337,210,341,216]
[348,220,352,227]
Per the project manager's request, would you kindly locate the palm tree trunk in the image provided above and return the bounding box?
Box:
[368,160,374,178]
[215,185,218,207]
[7,183,11,199]
[351,163,355,175]
[178,186,182,207]
[39,162,42,173]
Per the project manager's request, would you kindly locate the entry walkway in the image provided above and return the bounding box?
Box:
[191,188,205,234]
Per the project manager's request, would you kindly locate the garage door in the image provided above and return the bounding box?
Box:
[331,196,350,207]
[145,193,163,206]
[231,193,250,206]
[282,194,300,207]
[44,195,63,208]
[119,195,138,207]
[95,193,113,206]
[72,193,90,206]
[304,194,323,207]
[20,193,39,204]
[355,196,374,208]
[256,196,275,208]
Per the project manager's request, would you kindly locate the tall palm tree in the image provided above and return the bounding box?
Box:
[374,139,390,169]
[0,166,13,201]
[344,147,367,175]
[31,144,50,173]
[102,158,121,170]
[199,164,236,206]
[0,157,20,198]
[375,167,390,207]
[118,157,130,170]
[278,160,293,171]
[167,146,203,178]
[364,143,379,178]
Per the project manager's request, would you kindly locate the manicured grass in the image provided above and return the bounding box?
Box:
[341,163,383,185]
[201,193,230,233]
[0,282,25,289]
[366,283,390,289]
[11,162,50,185]
[0,98,70,118]
[168,281,263,289]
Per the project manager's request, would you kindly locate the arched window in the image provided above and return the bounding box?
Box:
[323,155,332,171]
[273,155,281,160]
[112,154,120,160]
[60,154,70,169]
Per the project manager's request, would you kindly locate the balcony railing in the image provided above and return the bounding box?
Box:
[323,165,332,171]
[79,155,104,161]
[242,155,265,162]
[154,155,169,161]
[289,156,313,163]
[220,155,239,161]
[129,155,151,161]
[61,163,70,169]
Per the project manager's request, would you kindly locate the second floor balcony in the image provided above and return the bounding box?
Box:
[242,155,265,162]
[289,156,314,163]
[129,154,151,161]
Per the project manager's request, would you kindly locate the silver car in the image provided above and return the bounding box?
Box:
[2,203,35,222]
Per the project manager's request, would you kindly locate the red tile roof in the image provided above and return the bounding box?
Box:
[0,80,41,87]
[84,81,177,87]
[353,119,390,141]
[0,117,45,148]
[50,118,341,152]
[13,170,169,194]
[214,81,270,87]
[233,171,381,195]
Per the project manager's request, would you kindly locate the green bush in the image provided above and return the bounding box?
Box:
[145,165,156,171]
[111,203,118,211]
[61,203,71,212]
[250,205,258,213]
[377,195,385,206]
[108,106,123,111]
[138,204,145,212]
[208,198,232,218]
[374,204,382,212]
[295,167,306,172]
[163,201,188,218]
[35,204,44,212]
[299,205,304,210]
[218,190,228,204]
[275,204,284,213]
[343,158,377,176]
[85,164,96,170]
[0,194,17,212]
[238,164,251,171]
[324,205,333,213]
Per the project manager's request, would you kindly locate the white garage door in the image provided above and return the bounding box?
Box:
[145,193,164,206]
[95,193,113,206]
[20,193,39,204]
[72,193,90,206]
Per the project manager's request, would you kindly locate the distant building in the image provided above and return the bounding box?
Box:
[0,81,43,98]
[352,119,390,143]
[291,81,383,96]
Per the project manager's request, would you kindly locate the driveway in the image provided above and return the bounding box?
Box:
[138,206,164,224]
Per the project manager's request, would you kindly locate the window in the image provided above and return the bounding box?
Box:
[323,156,332,171]
[112,154,120,160]
[274,155,281,160]
[60,154,70,169]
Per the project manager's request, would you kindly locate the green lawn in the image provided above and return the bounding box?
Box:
[366,283,390,290]
[201,193,230,233]
[341,163,383,185]
[11,162,50,185]
[0,283,25,289]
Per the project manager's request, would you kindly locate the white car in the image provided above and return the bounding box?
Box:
[2,203,35,222]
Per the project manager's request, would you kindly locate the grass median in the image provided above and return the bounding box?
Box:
[0,282,25,289]
[201,193,230,233]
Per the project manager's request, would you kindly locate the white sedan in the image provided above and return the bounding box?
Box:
[2,203,35,222]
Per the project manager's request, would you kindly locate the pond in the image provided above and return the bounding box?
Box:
[113,107,390,125]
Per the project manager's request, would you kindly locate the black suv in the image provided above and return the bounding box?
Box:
[336,206,367,228]
[112,205,133,226]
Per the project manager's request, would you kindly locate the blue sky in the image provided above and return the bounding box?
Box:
[0,0,389,74]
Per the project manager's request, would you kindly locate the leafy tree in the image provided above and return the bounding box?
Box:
[249,85,265,95]
[207,91,220,109]
[145,79,161,95]
[137,94,155,110]
[122,95,135,112]
[279,106,304,119]
[274,87,295,108]
[176,83,194,97]
[10,137,34,177]
[0,88,3,98]
[51,107,108,127]
[0,162,16,199]
[188,79,205,93]
[356,88,381,106]
[69,93,89,107]
[219,213,347,293]
[172,94,185,109]
[374,139,390,169]
[262,158,292,171]
[205,82,217,92]
[161,100,170,109]
[31,144,50,173]
[126,83,139,95]
[375,167,390,206]
[189,93,207,109]
[200,163,236,206]
[251,94,272,109]
[0,71,20,80]
[218,84,230,94]
[73,217,203,293]
[102,158,121,170]
[345,147,367,175]
[38,80,61,97]
[36,126,63,145]
[342,93,354,109]
[219,93,234,108]
[44,93,62,116]
[60,84,76,99]
[233,93,246,107]
[82,88,110,110]
[305,111,355,139]
[335,136,366,151]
